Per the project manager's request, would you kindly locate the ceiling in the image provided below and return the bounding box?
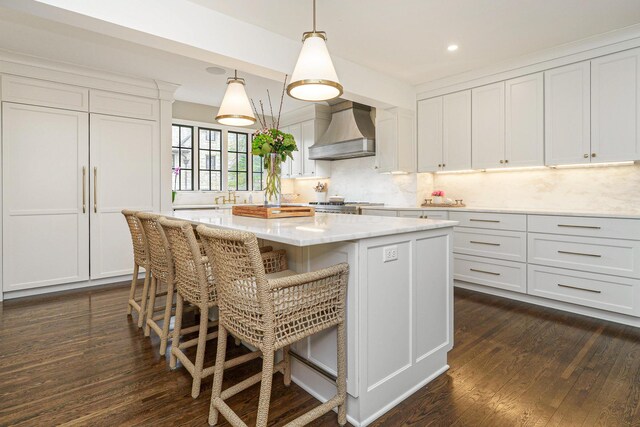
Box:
[191,0,640,85]
[0,8,309,112]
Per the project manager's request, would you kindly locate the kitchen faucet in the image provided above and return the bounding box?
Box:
[215,191,238,205]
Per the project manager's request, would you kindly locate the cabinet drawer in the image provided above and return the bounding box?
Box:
[528,233,640,278]
[528,265,640,317]
[449,211,526,231]
[361,209,397,217]
[90,90,158,121]
[397,210,448,219]
[454,228,526,262]
[528,215,640,240]
[2,75,88,111]
[454,254,526,293]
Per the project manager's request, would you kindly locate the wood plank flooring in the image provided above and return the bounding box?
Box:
[1,283,639,426]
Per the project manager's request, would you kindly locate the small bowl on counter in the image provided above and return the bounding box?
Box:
[328,195,345,203]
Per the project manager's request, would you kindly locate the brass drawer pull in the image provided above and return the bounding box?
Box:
[470,268,501,276]
[469,241,501,246]
[557,224,601,230]
[557,283,601,294]
[557,250,601,258]
[469,219,500,223]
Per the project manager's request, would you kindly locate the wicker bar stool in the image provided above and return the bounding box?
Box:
[196,226,349,427]
[158,218,288,398]
[121,209,152,328]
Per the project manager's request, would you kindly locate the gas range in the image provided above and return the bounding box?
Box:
[308,201,384,215]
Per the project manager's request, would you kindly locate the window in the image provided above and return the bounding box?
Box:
[252,154,264,191]
[172,124,193,190]
[227,131,249,191]
[198,128,222,191]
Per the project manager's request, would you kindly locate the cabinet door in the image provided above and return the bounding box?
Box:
[545,62,591,165]
[289,123,303,177]
[376,110,398,173]
[2,103,89,291]
[417,97,443,172]
[442,90,471,171]
[472,82,505,169]
[280,125,292,178]
[505,73,544,167]
[591,48,640,162]
[301,120,316,176]
[90,114,159,279]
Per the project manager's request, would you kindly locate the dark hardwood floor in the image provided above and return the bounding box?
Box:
[1,283,639,426]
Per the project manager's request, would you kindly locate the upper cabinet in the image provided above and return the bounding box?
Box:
[505,73,544,167]
[545,61,591,165]
[472,82,505,169]
[280,105,331,179]
[417,90,471,172]
[471,74,543,169]
[591,48,640,162]
[376,107,416,173]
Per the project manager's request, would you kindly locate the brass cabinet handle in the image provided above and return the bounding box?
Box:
[557,224,601,230]
[499,160,504,164]
[470,268,501,276]
[505,159,509,164]
[442,164,446,168]
[583,154,589,158]
[591,153,596,158]
[558,283,601,294]
[470,240,501,246]
[93,167,98,213]
[82,167,87,213]
[470,218,500,223]
[557,250,601,258]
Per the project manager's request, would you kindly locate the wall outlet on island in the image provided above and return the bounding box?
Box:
[383,245,398,263]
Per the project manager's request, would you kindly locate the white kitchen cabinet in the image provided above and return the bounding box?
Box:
[280,105,331,179]
[417,91,471,172]
[288,123,302,177]
[545,62,591,165]
[2,103,90,291]
[280,125,292,178]
[1,74,89,112]
[89,114,159,279]
[417,97,442,172]
[591,48,640,162]
[376,107,416,173]
[505,73,544,167]
[90,89,159,121]
[472,82,505,169]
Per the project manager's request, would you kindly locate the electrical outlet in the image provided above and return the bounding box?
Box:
[383,245,398,262]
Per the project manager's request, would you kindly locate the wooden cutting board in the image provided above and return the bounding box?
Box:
[232,205,315,219]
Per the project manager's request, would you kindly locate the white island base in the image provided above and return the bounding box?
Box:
[166,211,455,426]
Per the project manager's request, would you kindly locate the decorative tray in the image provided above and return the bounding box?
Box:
[421,203,466,208]
[232,205,315,219]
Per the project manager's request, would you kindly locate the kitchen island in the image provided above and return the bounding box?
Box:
[163,209,457,426]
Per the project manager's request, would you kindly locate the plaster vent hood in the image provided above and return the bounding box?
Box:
[309,101,375,160]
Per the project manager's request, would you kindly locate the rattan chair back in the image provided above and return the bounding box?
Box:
[158,218,215,306]
[122,209,147,267]
[137,212,172,284]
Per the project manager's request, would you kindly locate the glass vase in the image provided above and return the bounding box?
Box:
[264,153,282,207]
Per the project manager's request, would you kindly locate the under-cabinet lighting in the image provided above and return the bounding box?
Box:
[549,161,634,169]
[433,162,636,174]
[381,171,410,175]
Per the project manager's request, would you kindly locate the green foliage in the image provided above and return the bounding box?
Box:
[252,128,298,161]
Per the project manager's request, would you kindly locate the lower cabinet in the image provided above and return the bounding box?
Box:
[454,254,527,294]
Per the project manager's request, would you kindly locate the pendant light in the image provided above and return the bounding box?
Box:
[287,0,343,101]
[215,70,256,126]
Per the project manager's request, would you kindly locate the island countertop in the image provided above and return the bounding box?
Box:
[161,209,457,246]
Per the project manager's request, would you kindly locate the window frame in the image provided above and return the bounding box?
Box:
[171,124,194,191]
[227,131,250,191]
[198,127,223,191]
[251,135,265,191]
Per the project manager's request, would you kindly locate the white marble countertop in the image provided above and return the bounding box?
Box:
[360,205,640,219]
[161,209,457,246]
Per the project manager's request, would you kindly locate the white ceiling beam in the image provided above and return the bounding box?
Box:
[0,0,415,110]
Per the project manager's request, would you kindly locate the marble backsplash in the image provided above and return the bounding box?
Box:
[423,163,640,213]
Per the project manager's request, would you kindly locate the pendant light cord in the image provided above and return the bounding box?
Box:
[313,0,316,32]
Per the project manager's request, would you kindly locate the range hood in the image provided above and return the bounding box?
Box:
[308,101,375,160]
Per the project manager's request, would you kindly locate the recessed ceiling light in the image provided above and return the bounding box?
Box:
[206,66,226,75]
[447,44,459,52]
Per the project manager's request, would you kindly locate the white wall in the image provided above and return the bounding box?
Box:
[421,163,640,213]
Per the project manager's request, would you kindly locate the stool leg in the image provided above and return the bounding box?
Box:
[159,280,175,355]
[191,306,210,398]
[144,276,157,337]
[255,345,275,427]
[127,263,139,315]
[283,345,291,387]
[137,270,151,328]
[208,324,228,426]
[337,321,347,426]
[170,293,183,369]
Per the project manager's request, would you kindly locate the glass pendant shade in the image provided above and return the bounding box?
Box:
[215,74,256,127]
[287,32,343,101]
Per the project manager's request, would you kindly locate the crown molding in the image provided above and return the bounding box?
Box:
[0,49,179,100]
